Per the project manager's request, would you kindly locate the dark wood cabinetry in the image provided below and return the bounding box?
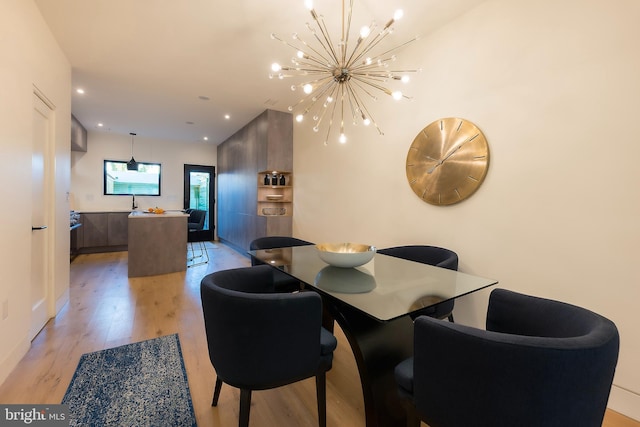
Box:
[217,109,293,252]
[107,212,129,246]
[81,213,108,247]
[77,212,129,253]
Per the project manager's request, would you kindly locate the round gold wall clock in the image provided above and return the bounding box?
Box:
[406,117,489,206]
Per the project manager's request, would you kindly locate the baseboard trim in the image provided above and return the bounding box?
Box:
[55,288,69,314]
[0,336,30,386]
[608,384,640,421]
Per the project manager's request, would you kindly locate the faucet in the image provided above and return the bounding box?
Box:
[132,194,137,210]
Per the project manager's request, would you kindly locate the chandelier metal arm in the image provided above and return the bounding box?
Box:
[299,27,337,67]
[273,31,334,71]
[351,75,410,99]
[351,36,419,71]
[323,93,340,145]
[294,56,333,70]
[289,77,336,112]
[345,29,392,68]
[309,10,341,67]
[345,82,384,135]
[341,0,354,65]
[344,21,377,67]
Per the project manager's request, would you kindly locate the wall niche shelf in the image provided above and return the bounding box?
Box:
[257,171,292,216]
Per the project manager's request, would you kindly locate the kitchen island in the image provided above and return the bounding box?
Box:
[128,210,189,277]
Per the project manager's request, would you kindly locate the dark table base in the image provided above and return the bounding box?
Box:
[323,298,414,427]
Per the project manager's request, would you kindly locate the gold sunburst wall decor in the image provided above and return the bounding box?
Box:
[270,0,420,145]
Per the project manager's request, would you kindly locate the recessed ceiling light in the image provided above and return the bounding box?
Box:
[76,88,85,94]
[203,136,209,141]
[97,123,103,127]
[224,114,230,120]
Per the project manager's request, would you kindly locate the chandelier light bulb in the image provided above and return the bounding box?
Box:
[305,0,313,10]
[401,75,410,83]
[303,84,313,94]
[394,9,404,20]
[392,91,403,100]
[363,118,371,126]
[297,50,304,58]
[296,114,304,122]
[360,26,371,38]
[339,133,347,144]
[271,63,282,72]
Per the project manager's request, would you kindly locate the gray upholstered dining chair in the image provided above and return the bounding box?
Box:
[249,236,314,292]
[394,288,620,427]
[377,245,458,321]
[200,265,337,427]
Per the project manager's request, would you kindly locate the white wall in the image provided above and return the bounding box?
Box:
[0,0,71,384]
[293,0,640,419]
[71,131,216,214]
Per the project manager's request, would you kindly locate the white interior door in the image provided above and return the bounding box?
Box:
[30,92,53,340]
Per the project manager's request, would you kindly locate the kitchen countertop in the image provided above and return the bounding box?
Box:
[129,210,189,218]
[74,210,134,214]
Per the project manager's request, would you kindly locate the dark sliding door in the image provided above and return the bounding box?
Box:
[184,164,215,242]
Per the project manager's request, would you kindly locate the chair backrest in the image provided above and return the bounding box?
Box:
[188,209,206,231]
[377,245,458,318]
[377,245,458,271]
[412,288,620,427]
[200,265,325,390]
[249,236,314,266]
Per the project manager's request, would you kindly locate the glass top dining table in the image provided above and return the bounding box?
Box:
[250,244,498,427]
[249,244,497,322]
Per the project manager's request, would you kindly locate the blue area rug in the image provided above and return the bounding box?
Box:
[62,334,197,426]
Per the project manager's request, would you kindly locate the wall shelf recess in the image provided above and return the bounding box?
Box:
[257,171,292,216]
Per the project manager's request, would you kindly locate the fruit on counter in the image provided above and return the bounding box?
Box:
[153,207,165,214]
[148,207,154,212]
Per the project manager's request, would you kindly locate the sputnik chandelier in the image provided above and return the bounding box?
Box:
[270,0,419,145]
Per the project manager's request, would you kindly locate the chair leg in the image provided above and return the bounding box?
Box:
[448,312,455,322]
[188,240,209,267]
[400,399,421,427]
[212,377,223,406]
[406,410,421,427]
[315,372,327,427]
[200,240,209,264]
[239,389,252,427]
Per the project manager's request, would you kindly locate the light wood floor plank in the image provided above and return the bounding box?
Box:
[0,244,635,427]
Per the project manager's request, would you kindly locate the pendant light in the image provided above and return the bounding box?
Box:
[127,132,138,171]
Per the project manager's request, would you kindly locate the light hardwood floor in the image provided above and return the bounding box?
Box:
[0,243,636,427]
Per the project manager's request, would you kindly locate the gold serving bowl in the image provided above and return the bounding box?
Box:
[316,242,376,268]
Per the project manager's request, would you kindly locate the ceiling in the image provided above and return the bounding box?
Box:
[35,0,485,145]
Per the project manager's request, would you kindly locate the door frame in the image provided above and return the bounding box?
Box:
[30,88,56,340]
[183,164,215,242]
